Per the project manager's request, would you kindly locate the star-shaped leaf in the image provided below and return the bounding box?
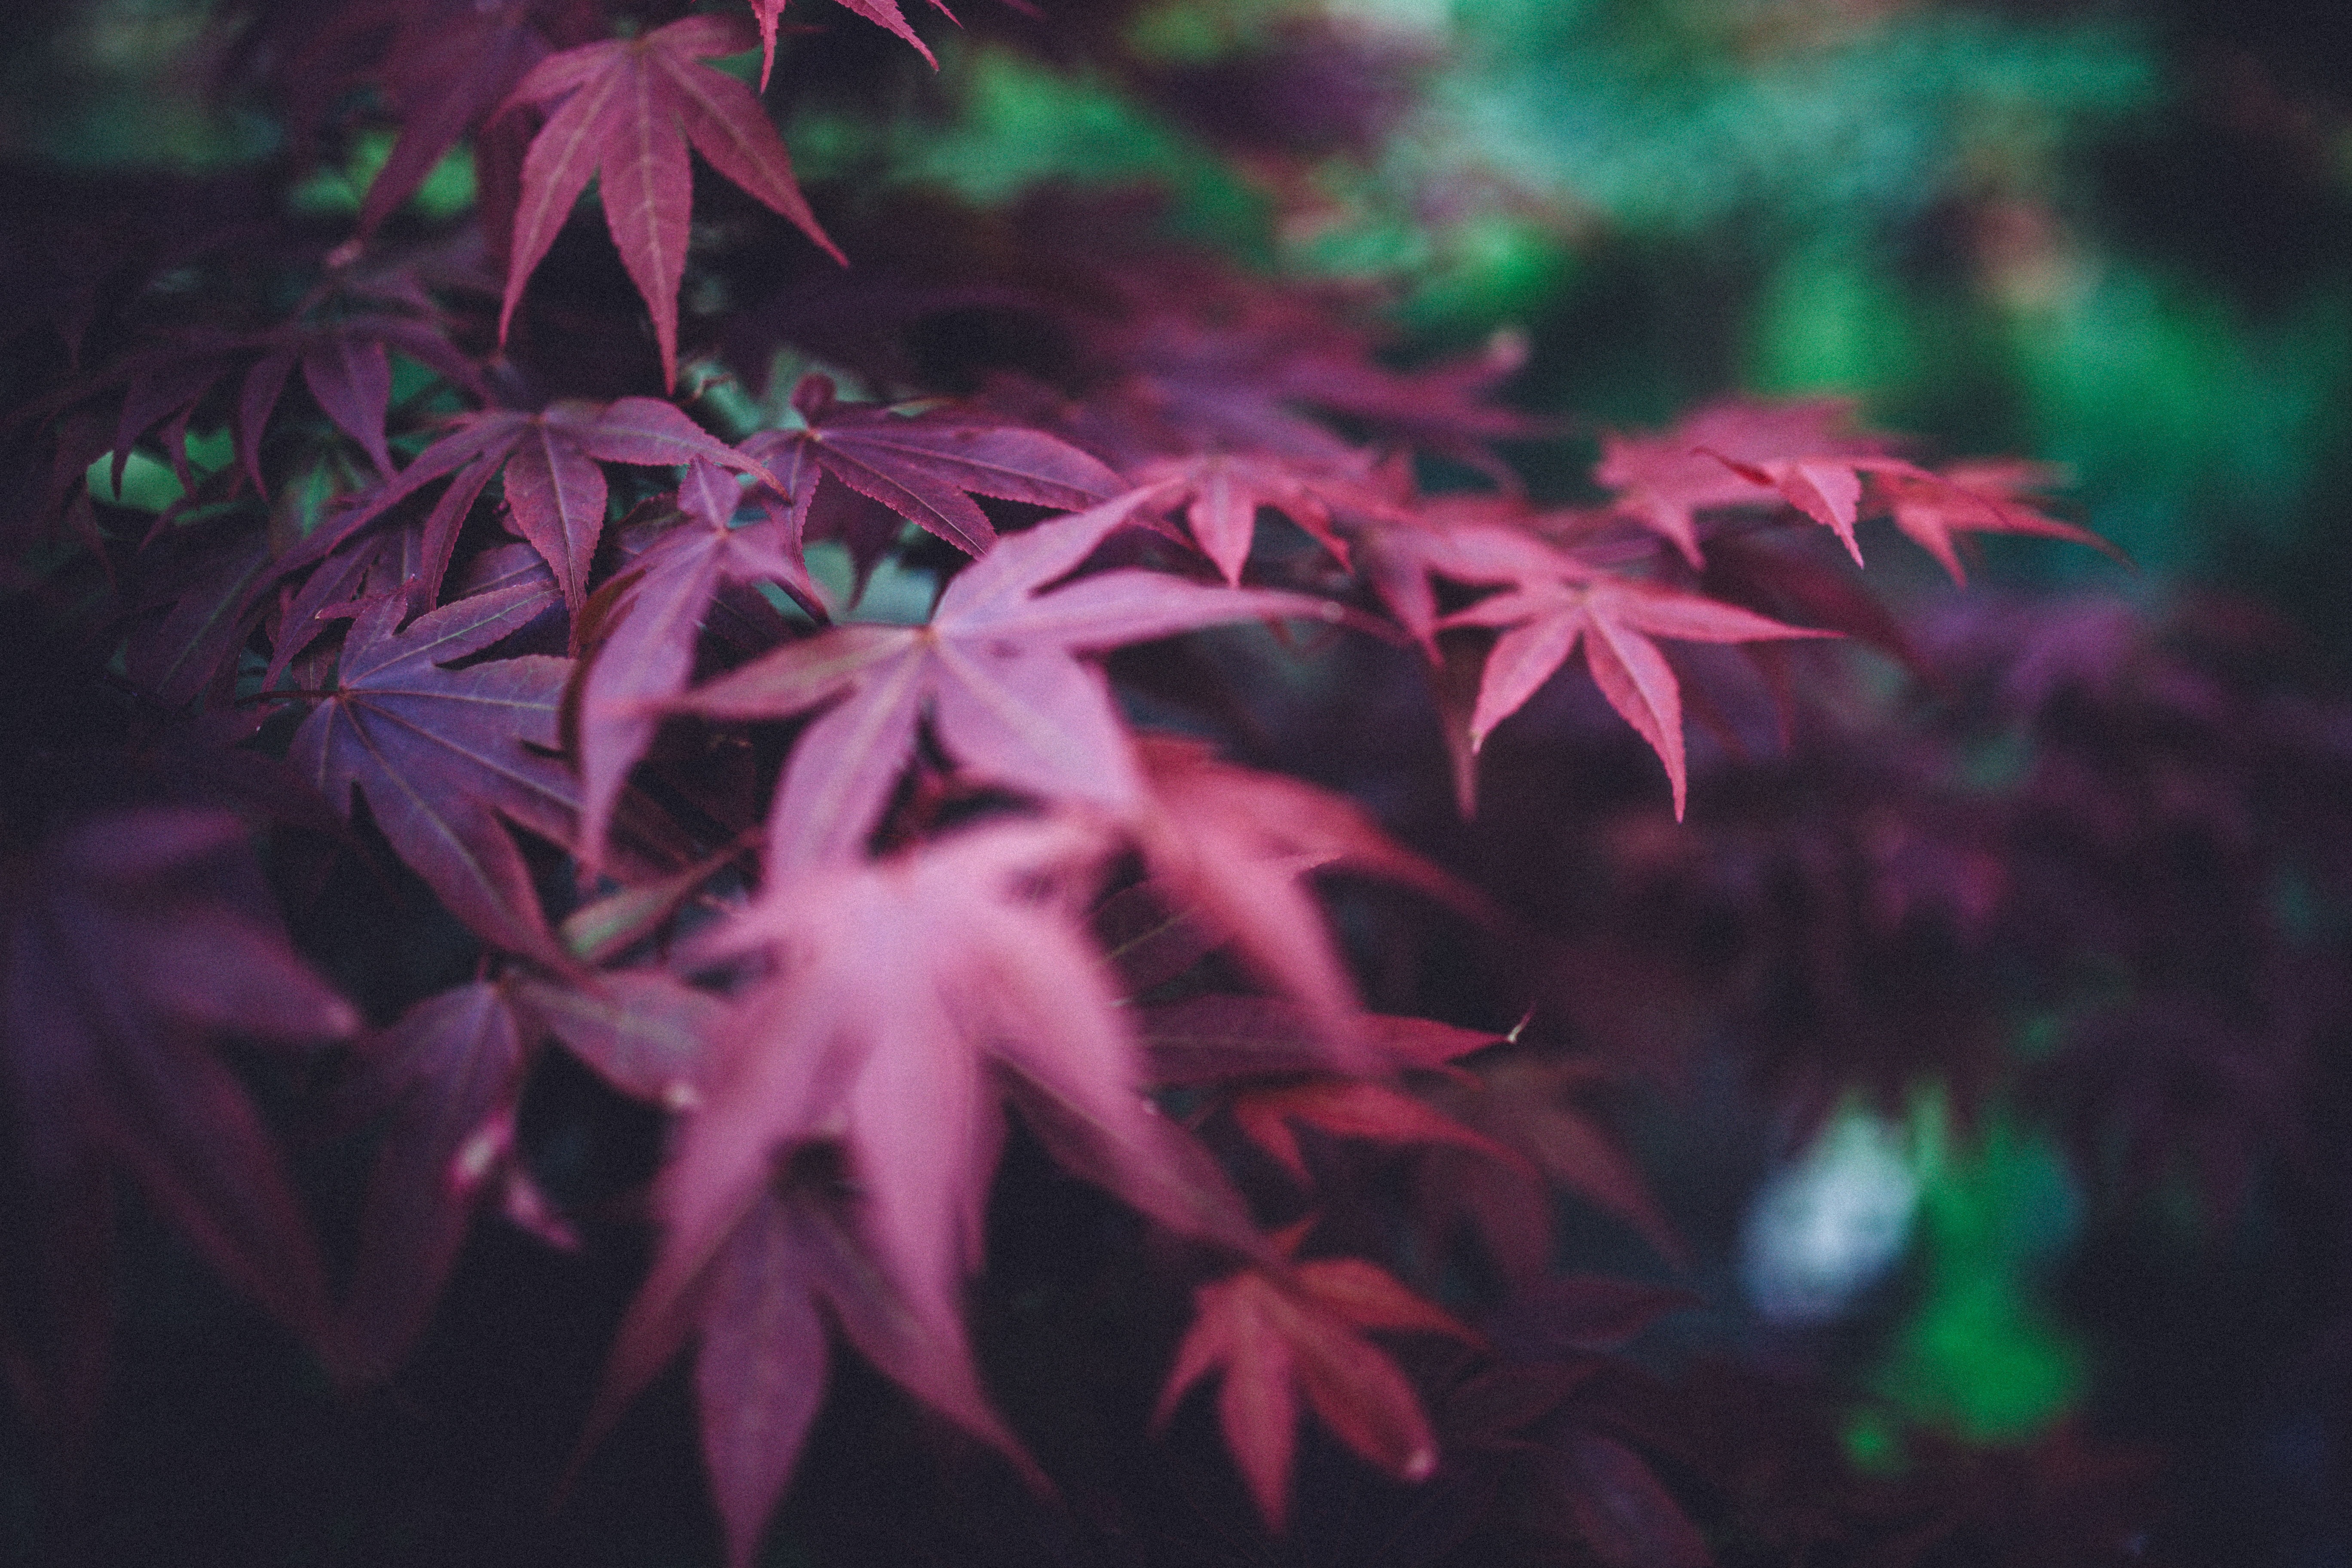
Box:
[1129,450,1391,585]
[281,397,768,630]
[1869,459,2119,585]
[289,585,580,963]
[499,14,842,390]
[1594,399,1881,564]
[1444,576,1833,819]
[585,815,1261,1561]
[1154,1240,1476,1529]
[669,487,1348,872]
[740,374,1124,560]
[747,0,955,84]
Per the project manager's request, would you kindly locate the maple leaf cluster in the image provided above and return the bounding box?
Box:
[0,2,2239,1565]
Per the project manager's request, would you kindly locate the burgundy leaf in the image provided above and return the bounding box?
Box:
[571,490,817,875]
[289,586,580,963]
[1155,1253,1467,1528]
[280,397,763,625]
[331,981,530,1384]
[353,0,553,239]
[1595,399,1880,564]
[1139,994,1501,1084]
[300,336,395,476]
[741,377,1123,559]
[1231,1079,1531,1185]
[518,969,721,1107]
[1,810,354,1442]
[499,15,842,390]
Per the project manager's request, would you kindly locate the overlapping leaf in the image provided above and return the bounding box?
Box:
[670,487,1348,871]
[570,462,821,874]
[1444,574,1833,818]
[1128,450,1388,584]
[1135,735,1494,1064]
[1594,399,1880,565]
[346,0,556,240]
[1871,459,2117,585]
[281,396,766,627]
[1232,1080,1528,1185]
[1417,1055,1687,1278]
[1595,399,2116,578]
[498,14,842,390]
[0,810,355,1448]
[588,815,1262,1560]
[747,0,956,84]
[332,969,720,1383]
[1155,1237,1476,1529]
[740,374,1123,560]
[289,585,579,962]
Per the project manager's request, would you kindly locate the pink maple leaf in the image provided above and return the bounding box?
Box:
[667,487,1348,871]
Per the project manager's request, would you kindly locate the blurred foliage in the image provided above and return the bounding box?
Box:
[9,0,2351,1532]
[15,0,2352,597]
[852,0,2352,604]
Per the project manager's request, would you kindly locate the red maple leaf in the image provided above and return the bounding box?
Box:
[1416,1054,1687,1280]
[739,374,1123,560]
[280,395,769,629]
[40,282,485,528]
[1594,399,1882,564]
[667,487,1346,871]
[1443,574,1833,818]
[346,0,558,241]
[636,1166,1023,1568]
[331,969,720,1383]
[1231,1079,1531,1185]
[1354,507,1596,656]
[746,0,956,84]
[1134,735,1494,1065]
[1869,458,2119,585]
[0,809,355,1451]
[1139,995,1503,1084]
[498,14,843,391]
[583,815,1263,1562]
[569,460,823,875]
[1127,450,1390,584]
[289,584,581,964]
[1154,1227,1478,1529]
[1596,401,2119,579]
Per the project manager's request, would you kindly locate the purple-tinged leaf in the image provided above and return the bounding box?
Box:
[2,809,354,1444]
[301,336,394,476]
[741,382,1124,560]
[517,971,720,1107]
[331,982,530,1385]
[696,1194,829,1568]
[572,502,818,874]
[289,586,580,964]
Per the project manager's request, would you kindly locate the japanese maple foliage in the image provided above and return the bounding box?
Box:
[0,2,2277,1566]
